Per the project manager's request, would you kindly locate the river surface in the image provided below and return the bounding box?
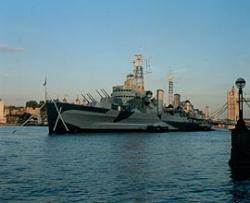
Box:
[0,126,250,202]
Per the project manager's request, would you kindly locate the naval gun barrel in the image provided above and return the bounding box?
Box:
[87,93,96,103]
[101,89,110,98]
[95,89,104,99]
[81,94,90,104]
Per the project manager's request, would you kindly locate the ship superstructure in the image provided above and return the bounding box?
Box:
[47,54,212,134]
[111,54,145,107]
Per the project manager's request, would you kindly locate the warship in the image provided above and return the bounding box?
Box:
[47,54,212,134]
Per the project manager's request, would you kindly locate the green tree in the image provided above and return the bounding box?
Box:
[26,100,39,108]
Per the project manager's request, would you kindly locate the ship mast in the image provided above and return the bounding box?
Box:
[133,54,144,93]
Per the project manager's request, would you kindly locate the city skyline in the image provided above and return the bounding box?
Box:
[1,0,250,114]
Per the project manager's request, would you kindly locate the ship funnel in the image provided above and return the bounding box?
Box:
[157,89,164,116]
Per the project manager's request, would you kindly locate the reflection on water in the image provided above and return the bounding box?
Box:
[0,127,250,202]
[231,167,250,181]
[231,179,250,202]
[230,168,250,202]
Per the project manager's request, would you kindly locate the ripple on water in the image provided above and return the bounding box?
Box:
[0,127,248,202]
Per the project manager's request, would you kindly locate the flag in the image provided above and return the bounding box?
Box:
[43,77,47,86]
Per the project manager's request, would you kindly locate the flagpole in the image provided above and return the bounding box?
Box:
[45,85,47,102]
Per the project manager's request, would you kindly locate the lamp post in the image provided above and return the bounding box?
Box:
[235,77,246,127]
[229,77,250,172]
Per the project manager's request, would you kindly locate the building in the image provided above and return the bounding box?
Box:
[227,86,239,121]
[25,107,41,116]
[4,106,24,124]
[204,106,209,119]
[168,77,174,105]
[0,99,6,124]
[173,94,181,108]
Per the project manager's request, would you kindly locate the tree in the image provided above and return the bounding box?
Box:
[39,100,45,106]
[26,100,39,108]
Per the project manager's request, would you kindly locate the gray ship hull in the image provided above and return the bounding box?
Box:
[47,102,170,134]
[47,102,212,135]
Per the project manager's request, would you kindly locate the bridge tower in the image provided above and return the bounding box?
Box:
[227,86,239,121]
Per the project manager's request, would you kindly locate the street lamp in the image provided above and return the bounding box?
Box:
[235,77,246,123]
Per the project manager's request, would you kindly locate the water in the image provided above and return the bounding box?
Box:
[0,127,250,202]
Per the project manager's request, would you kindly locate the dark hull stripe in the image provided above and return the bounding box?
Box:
[113,111,134,122]
[48,124,169,135]
[165,121,212,131]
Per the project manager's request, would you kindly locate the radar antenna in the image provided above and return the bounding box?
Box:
[145,58,152,74]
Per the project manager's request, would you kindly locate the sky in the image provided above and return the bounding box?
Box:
[1,0,250,115]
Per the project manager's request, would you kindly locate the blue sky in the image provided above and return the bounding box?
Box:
[1,0,250,114]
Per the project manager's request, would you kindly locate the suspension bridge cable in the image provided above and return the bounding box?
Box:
[211,105,227,119]
[243,97,250,111]
[210,102,227,118]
